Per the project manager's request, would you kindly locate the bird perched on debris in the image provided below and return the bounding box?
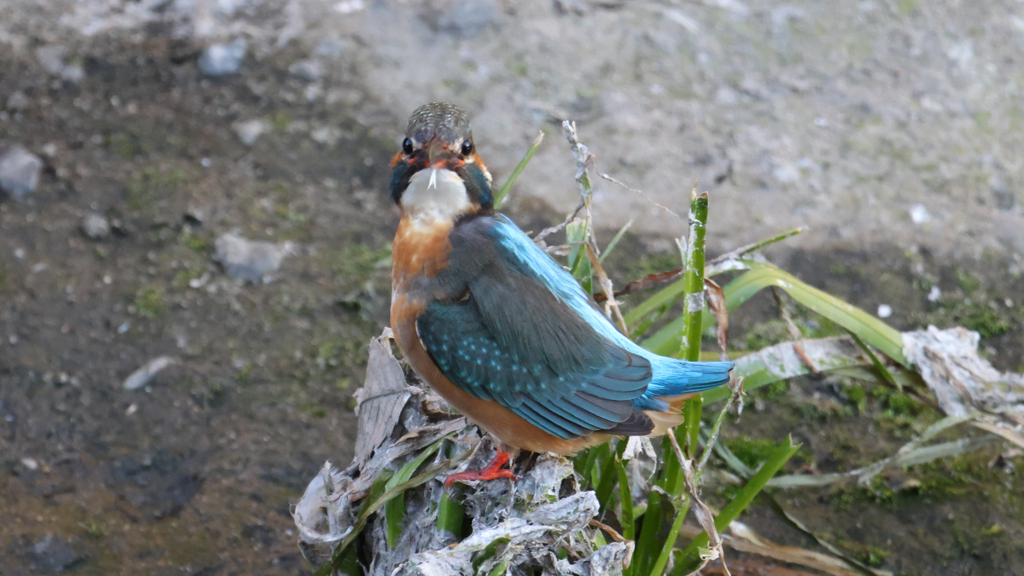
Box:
[389,102,733,484]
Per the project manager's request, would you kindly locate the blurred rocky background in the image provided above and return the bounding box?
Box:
[1,1,1022,574]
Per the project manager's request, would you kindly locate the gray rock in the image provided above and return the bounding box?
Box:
[5,91,29,112]
[27,534,83,573]
[315,38,347,57]
[289,59,323,81]
[197,39,247,76]
[214,232,293,283]
[35,46,66,75]
[34,46,84,83]
[437,0,497,38]
[0,146,43,199]
[82,212,111,239]
[61,64,85,84]
[232,119,268,146]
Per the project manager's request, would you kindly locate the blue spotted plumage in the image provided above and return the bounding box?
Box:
[415,213,733,441]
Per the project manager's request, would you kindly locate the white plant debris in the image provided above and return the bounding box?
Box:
[293,331,628,576]
[123,356,176,390]
[903,326,1024,448]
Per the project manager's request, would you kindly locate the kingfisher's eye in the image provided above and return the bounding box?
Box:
[402,138,413,154]
[460,140,473,156]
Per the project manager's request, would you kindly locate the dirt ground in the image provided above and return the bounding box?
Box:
[1,1,1023,575]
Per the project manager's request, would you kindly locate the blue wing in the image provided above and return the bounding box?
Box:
[485,215,733,408]
[417,214,732,440]
[419,298,652,439]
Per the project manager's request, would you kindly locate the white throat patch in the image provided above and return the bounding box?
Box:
[401,168,472,224]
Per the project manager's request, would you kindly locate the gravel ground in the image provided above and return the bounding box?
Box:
[1,1,1023,574]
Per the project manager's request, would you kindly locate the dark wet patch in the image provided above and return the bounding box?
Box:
[107,450,206,519]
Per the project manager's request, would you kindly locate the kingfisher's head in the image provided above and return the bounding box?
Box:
[389,102,494,222]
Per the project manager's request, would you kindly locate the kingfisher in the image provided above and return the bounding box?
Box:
[389,102,733,484]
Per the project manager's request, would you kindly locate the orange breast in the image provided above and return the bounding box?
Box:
[391,216,454,286]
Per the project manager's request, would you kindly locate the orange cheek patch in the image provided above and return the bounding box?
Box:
[389,152,405,169]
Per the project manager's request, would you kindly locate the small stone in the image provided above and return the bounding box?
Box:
[310,126,342,146]
[81,212,111,239]
[316,38,347,57]
[61,64,85,84]
[0,146,43,199]
[214,232,293,283]
[289,59,323,81]
[198,39,247,76]
[909,204,931,224]
[437,0,497,38]
[877,304,893,318]
[35,46,66,75]
[233,119,268,146]
[334,0,365,14]
[6,91,29,111]
[184,205,205,224]
[927,285,942,302]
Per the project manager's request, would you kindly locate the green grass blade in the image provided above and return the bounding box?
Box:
[649,499,691,576]
[335,543,361,576]
[614,458,635,542]
[567,219,593,293]
[633,490,665,576]
[701,336,873,404]
[436,492,466,539]
[597,443,625,512]
[671,436,800,574]
[643,261,909,368]
[473,536,511,572]
[640,315,686,356]
[623,279,687,326]
[577,446,600,489]
[716,261,908,366]
[599,218,634,263]
[494,131,544,208]
[384,438,447,547]
[487,558,510,576]
[847,330,901,390]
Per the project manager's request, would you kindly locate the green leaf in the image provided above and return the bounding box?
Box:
[632,489,665,576]
[599,218,633,263]
[714,261,908,366]
[623,278,687,328]
[671,436,800,574]
[648,497,691,576]
[335,544,361,576]
[385,439,447,547]
[848,330,901,390]
[642,260,910,369]
[473,536,511,572]
[487,558,509,576]
[567,219,593,293]
[614,459,635,542]
[701,336,877,404]
[494,132,544,208]
[436,492,466,539]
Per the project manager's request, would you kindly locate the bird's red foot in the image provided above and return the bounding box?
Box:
[445,448,516,487]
